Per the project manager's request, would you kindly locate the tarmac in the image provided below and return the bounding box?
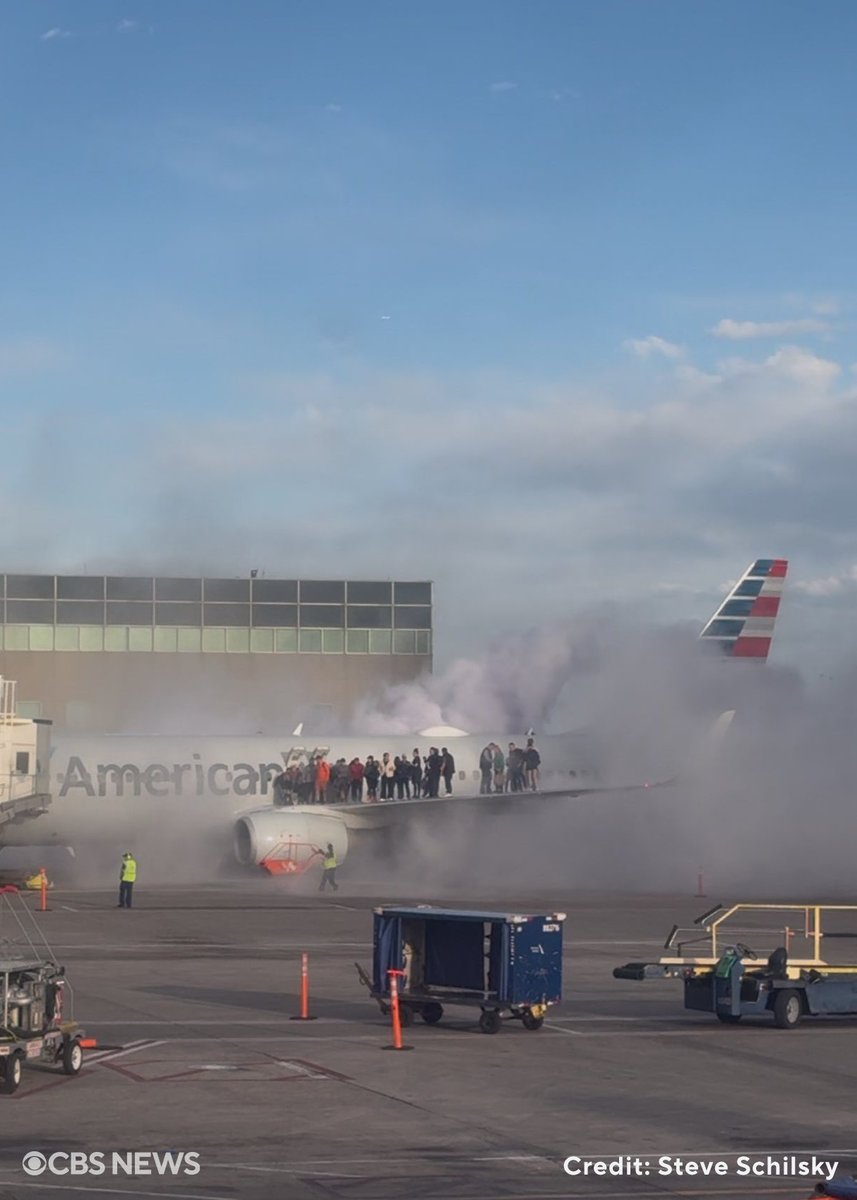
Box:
[0,879,855,1200]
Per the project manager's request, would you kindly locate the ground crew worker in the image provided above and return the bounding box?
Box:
[118,851,137,908]
[317,842,339,892]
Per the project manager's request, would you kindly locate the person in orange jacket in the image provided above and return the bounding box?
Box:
[315,756,331,804]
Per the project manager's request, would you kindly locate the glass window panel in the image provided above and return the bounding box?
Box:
[105,626,128,651]
[16,701,42,718]
[299,580,344,603]
[6,575,53,599]
[128,627,153,652]
[205,578,250,602]
[79,626,104,651]
[275,628,297,652]
[57,600,105,625]
[369,629,392,654]
[7,600,53,623]
[394,581,431,605]
[57,576,104,600]
[251,603,297,627]
[251,579,297,603]
[107,577,152,600]
[153,626,177,652]
[347,605,391,629]
[393,629,416,654]
[346,581,392,604]
[204,603,250,627]
[346,629,369,653]
[177,627,201,652]
[322,628,344,653]
[300,604,343,627]
[106,601,152,625]
[250,628,275,653]
[394,605,431,629]
[299,628,322,653]
[29,625,54,650]
[155,602,202,627]
[415,630,431,656]
[226,628,249,653]
[55,626,80,651]
[202,627,226,653]
[156,577,201,601]
[4,626,28,650]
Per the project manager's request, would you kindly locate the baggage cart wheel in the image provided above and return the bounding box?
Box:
[398,1004,413,1027]
[521,1010,544,1031]
[772,989,802,1029]
[716,1012,742,1024]
[0,1053,23,1095]
[62,1038,83,1076]
[421,1003,443,1025]
[479,1009,502,1035]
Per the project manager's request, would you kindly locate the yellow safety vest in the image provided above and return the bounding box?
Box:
[122,857,137,882]
[323,853,337,870]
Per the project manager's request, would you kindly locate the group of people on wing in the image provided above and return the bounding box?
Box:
[273,747,457,806]
[478,737,540,794]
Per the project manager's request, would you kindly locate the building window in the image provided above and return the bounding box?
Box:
[369,629,392,654]
[155,578,201,602]
[7,600,54,623]
[29,626,54,651]
[57,600,105,624]
[177,628,202,652]
[4,626,28,651]
[300,604,343,628]
[6,575,53,599]
[128,627,153,652]
[153,627,178,653]
[79,626,104,652]
[300,580,344,604]
[415,630,432,656]
[393,581,431,605]
[251,579,297,603]
[205,578,251,602]
[250,628,275,653]
[202,627,226,653]
[275,628,298,653]
[251,604,297,627]
[205,603,251,627]
[346,605,392,629]
[105,626,129,652]
[226,628,250,653]
[346,629,370,654]
[55,626,80,651]
[299,628,323,653]
[394,605,431,629]
[107,601,153,626]
[156,602,202,627]
[57,576,104,600]
[322,628,344,653]
[393,629,416,654]
[346,581,392,604]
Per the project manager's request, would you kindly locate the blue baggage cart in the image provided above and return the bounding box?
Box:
[356,905,565,1034]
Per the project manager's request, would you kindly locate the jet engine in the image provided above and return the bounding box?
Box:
[233,808,349,874]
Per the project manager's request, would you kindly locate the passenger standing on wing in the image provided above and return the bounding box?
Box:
[380,752,395,801]
[441,747,455,795]
[525,737,541,792]
[493,744,506,792]
[364,755,380,802]
[479,743,494,793]
[273,768,289,807]
[317,842,339,892]
[118,852,137,909]
[507,743,525,792]
[348,757,364,802]
[425,747,442,797]
[315,756,331,804]
[410,749,422,798]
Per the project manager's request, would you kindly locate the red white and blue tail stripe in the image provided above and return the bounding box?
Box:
[699,559,788,661]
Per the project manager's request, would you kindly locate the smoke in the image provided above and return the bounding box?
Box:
[347,613,857,900]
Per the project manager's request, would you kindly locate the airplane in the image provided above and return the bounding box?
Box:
[0,558,788,875]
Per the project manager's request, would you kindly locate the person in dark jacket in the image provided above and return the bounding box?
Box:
[348,757,364,802]
[410,749,422,798]
[364,755,380,802]
[393,755,409,800]
[525,738,541,791]
[507,743,525,792]
[441,747,455,795]
[479,743,494,794]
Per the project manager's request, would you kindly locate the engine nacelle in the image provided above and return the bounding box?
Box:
[233,808,349,874]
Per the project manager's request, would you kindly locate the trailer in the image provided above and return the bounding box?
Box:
[614,903,857,1029]
[357,905,565,1033]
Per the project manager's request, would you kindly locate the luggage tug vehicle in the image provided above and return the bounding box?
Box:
[614,903,857,1028]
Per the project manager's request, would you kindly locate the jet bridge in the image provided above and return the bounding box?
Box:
[0,680,51,835]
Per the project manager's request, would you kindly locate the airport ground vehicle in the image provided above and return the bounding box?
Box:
[810,1176,857,1198]
[0,886,87,1094]
[357,905,565,1034]
[614,903,857,1028]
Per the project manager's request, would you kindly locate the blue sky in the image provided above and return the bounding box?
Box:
[3,1,857,672]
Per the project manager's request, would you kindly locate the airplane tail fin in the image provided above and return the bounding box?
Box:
[699,558,788,661]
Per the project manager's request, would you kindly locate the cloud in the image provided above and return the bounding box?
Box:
[40,27,70,40]
[624,335,683,360]
[117,19,140,32]
[709,317,830,340]
[489,81,517,93]
[792,567,857,597]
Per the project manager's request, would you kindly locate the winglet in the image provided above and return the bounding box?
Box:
[699,559,788,661]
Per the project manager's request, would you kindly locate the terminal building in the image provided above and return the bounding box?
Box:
[0,574,432,733]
